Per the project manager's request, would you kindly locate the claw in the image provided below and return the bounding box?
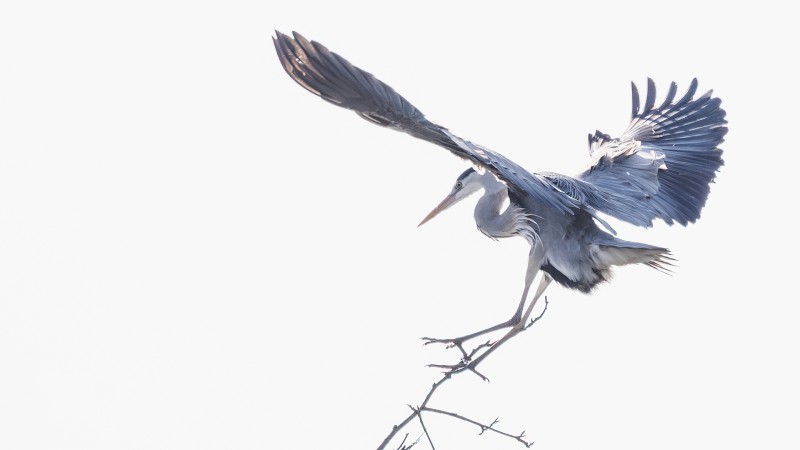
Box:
[427,362,467,371]
[421,336,460,347]
[421,336,470,360]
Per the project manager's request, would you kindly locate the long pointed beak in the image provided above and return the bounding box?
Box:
[418,193,458,227]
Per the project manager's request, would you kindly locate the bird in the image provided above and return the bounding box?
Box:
[273,31,727,359]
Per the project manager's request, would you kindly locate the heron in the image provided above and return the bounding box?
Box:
[273,31,727,365]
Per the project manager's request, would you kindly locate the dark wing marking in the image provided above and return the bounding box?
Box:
[546,78,727,227]
[273,31,580,216]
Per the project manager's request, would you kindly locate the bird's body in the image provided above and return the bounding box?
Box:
[447,168,668,293]
[273,31,727,347]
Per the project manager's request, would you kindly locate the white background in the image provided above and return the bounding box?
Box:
[2,1,798,449]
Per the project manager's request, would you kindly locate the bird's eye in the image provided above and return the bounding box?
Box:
[456,181,463,189]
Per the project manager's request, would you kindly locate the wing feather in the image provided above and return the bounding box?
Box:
[275,31,727,230]
[557,78,727,227]
[274,31,580,215]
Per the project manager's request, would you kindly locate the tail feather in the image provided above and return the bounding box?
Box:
[595,244,672,271]
[543,242,672,293]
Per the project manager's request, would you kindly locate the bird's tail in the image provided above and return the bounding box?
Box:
[592,232,674,276]
[593,243,674,274]
[541,232,673,293]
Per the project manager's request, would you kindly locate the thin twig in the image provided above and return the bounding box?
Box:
[410,406,436,450]
[394,433,409,450]
[524,297,549,330]
[467,340,495,360]
[394,432,422,450]
[422,407,534,448]
[376,372,451,450]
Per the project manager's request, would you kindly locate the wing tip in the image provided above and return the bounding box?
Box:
[630,81,640,118]
[644,77,657,113]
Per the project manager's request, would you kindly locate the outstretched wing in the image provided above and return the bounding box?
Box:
[273,31,581,216]
[545,79,727,227]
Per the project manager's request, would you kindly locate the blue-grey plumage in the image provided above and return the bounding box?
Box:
[274,31,726,341]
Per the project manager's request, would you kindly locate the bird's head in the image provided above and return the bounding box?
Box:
[418,167,486,226]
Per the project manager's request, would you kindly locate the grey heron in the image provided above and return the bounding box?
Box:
[273,31,727,359]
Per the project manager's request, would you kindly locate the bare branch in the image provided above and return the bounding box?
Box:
[393,433,421,450]
[397,433,422,450]
[377,297,550,449]
[481,417,500,435]
[466,340,494,360]
[410,406,436,450]
[524,297,549,330]
[422,407,534,448]
[377,373,451,450]
[394,433,409,450]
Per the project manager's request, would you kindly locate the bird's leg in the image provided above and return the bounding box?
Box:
[422,241,545,357]
[464,273,552,372]
[519,273,552,324]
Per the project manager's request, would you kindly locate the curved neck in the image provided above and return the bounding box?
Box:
[475,186,507,218]
[474,176,516,238]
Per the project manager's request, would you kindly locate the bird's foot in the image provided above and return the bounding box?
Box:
[422,336,494,358]
[422,336,470,361]
[426,359,491,382]
[422,337,495,381]
[421,336,465,350]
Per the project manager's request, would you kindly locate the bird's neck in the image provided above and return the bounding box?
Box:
[474,179,516,239]
[476,185,507,216]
